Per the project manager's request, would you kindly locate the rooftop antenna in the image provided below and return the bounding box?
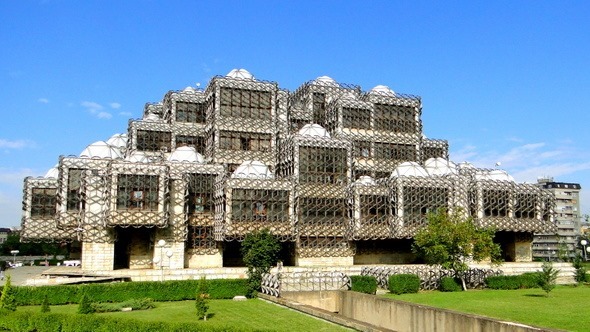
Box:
[495,162,501,168]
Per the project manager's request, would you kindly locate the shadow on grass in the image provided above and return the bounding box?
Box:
[523,294,546,298]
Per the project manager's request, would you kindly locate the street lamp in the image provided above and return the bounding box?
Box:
[166,250,173,270]
[10,250,19,265]
[582,240,589,261]
[157,239,166,282]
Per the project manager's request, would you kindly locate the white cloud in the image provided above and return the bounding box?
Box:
[119,111,132,117]
[0,139,36,149]
[81,101,104,113]
[96,112,112,119]
[38,98,49,104]
[109,102,121,109]
[0,168,38,187]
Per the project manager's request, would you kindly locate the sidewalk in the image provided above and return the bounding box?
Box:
[1,266,51,286]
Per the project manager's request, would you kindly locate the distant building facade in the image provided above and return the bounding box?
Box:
[534,178,582,260]
[0,228,11,244]
[21,69,556,271]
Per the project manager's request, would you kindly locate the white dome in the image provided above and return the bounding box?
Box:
[298,124,331,138]
[80,141,123,159]
[370,85,396,96]
[167,146,204,163]
[125,151,150,163]
[45,166,59,179]
[475,170,515,182]
[226,69,254,80]
[312,76,338,87]
[231,160,274,179]
[424,158,457,176]
[106,134,127,150]
[144,113,161,122]
[183,86,196,93]
[391,162,429,178]
[355,175,375,185]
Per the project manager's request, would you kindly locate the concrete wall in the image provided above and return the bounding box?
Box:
[186,250,223,268]
[295,256,353,266]
[81,242,114,271]
[280,291,558,332]
[353,252,414,265]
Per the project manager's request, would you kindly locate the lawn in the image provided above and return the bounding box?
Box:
[384,285,590,332]
[18,299,351,332]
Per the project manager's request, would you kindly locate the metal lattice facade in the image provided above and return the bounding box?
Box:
[21,69,556,270]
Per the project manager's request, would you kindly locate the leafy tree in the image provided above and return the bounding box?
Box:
[241,229,281,297]
[1,233,68,256]
[412,208,501,290]
[0,275,17,312]
[538,261,559,296]
[195,276,209,320]
[40,294,51,313]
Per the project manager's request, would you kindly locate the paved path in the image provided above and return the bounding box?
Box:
[1,266,51,286]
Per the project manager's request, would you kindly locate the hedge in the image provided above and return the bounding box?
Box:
[0,311,264,332]
[1,279,249,306]
[439,277,462,292]
[388,274,420,295]
[485,272,542,290]
[350,275,377,294]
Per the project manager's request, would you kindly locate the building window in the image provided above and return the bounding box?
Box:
[117,174,159,211]
[187,174,215,215]
[403,186,448,221]
[353,141,372,158]
[483,189,509,217]
[31,188,57,217]
[231,189,289,222]
[374,142,417,161]
[219,88,272,120]
[299,197,346,223]
[188,226,215,249]
[136,130,172,152]
[359,195,390,223]
[514,193,536,219]
[299,147,348,184]
[342,107,371,130]
[67,168,84,211]
[374,104,417,133]
[219,131,271,152]
[175,101,205,123]
[312,93,326,125]
[176,135,205,154]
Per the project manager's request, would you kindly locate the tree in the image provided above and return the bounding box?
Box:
[77,293,94,314]
[241,229,281,297]
[195,276,209,320]
[538,261,559,296]
[573,254,587,283]
[40,294,51,313]
[412,208,501,290]
[0,275,17,312]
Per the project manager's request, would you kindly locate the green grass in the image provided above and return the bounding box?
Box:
[18,299,351,332]
[384,285,590,332]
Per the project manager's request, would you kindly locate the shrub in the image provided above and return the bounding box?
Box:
[350,275,377,294]
[10,278,249,306]
[573,255,587,283]
[439,277,461,292]
[388,274,420,295]
[195,276,209,320]
[41,294,51,313]
[538,262,559,295]
[485,273,542,290]
[77,293,94,314]
[0,275,16,312]
[91,298,155,313]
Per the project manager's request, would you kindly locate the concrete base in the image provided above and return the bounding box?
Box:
[81,242,114,271]
[295,256,353,267]
[186,251,223,268]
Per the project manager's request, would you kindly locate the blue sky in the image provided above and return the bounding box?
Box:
[1,1,589,228]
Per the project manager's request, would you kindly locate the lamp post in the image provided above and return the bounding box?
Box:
[166,250,173,270]
[582,239,588,261]
[10,250,19,265]
[157,239,166,282]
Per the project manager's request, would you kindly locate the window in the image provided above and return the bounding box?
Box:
[136,130,171,152]
[374,143,416,161]
[31,188,57,217]
[353,141,372,158]
[312,93,326,125]
[403,186,448,221]
[514,193,536,219]
[231,189,289,222]
[187,174,215,214]
[299,197,346,223]
[360,195,390,223]
[117,174,159,211]
[67,168,84,211]
[176,135,205,154]
[299,147,348,184]
[175,101,205,123]
[483,189,509,217]
[219,131,271,152]
[374,104,417,133]
[188,226,215,249]
[342,107,371,129]
[219,88,272,119]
